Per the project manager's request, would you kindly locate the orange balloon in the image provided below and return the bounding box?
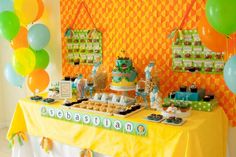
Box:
[11,26,29,49]
[34,0,44,21]
[27,69,49,93]
[197,12,227,52]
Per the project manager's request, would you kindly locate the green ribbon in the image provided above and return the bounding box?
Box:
[8,133,24,149]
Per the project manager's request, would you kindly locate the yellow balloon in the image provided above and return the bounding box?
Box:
[14,0,38,25]
[12,48,36,76]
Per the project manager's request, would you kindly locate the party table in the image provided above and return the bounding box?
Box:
[7,97,228,157]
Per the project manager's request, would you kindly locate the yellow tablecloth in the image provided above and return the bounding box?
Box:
[7,98,228,157]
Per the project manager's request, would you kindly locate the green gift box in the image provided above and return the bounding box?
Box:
[164,98,218,112]
[188,99,218,112]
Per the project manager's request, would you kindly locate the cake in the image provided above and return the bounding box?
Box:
[111,57,138,90]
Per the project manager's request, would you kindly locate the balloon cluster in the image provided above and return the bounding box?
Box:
[197,0,236,94]
[0,0,50,94]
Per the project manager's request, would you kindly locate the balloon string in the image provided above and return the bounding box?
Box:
[70,0,97,29]
[179,0,197,29]
[22,82,28,97]
[226,37,229,61]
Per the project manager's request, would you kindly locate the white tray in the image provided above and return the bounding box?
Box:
[161,110,191,118]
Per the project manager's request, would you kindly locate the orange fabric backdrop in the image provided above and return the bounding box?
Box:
[60,0,236,126]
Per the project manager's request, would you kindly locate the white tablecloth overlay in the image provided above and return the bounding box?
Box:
[12,135,110,157]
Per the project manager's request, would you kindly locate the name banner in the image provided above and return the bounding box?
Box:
[40,106,147,137]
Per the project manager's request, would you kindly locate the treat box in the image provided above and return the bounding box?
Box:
[175,88,205,101]
[161,110,191,118]
[164,98,218,112]
[190,100,218,112]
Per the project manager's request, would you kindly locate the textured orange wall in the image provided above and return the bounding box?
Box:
[60,0,236,126]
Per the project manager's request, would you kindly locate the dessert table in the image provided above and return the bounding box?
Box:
[7,97,228,157]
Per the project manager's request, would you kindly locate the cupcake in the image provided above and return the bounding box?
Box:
[134,104,141,110]
[206,94,214,100]
[99,107,107,112]
[118,109,128,115]
[174,117,182,124]
[166,117,175,123]
[168,92,176,99]
[89,102,95,105]
[138,88,145,92]
[64,76,71,81]
[95,103,102,107]
[147,115,155,120]
[87,105,93,110]
[125,108,132,114]
[63,102,73,107]
[188,67,196,72]
[190,84,198,93]
[154,115,163,121]
[108,104,115,108]
[73,104,80,108]
[203,95,211,102]
[115,105,122,110]
[131,105,137,111]
[70,77,76,82]
[180,85,187,92]
[94,106,100,111]
[80,104,86,109]
[83,101,89,104]
[101,103,108,108]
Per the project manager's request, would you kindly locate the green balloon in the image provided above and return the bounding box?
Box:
[206,0,236,35]
[34,49,50,70]
[0,11,20,40]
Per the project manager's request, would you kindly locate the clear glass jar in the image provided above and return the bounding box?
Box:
[137,78,146,92]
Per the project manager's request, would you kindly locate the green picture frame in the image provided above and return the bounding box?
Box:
[66,29,103,65]
[172,30,225,74]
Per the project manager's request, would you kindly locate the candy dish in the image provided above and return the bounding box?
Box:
[30,96,43,101]
[162,117,186,126]
[145,114,164,123]
[42,98,55,104]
